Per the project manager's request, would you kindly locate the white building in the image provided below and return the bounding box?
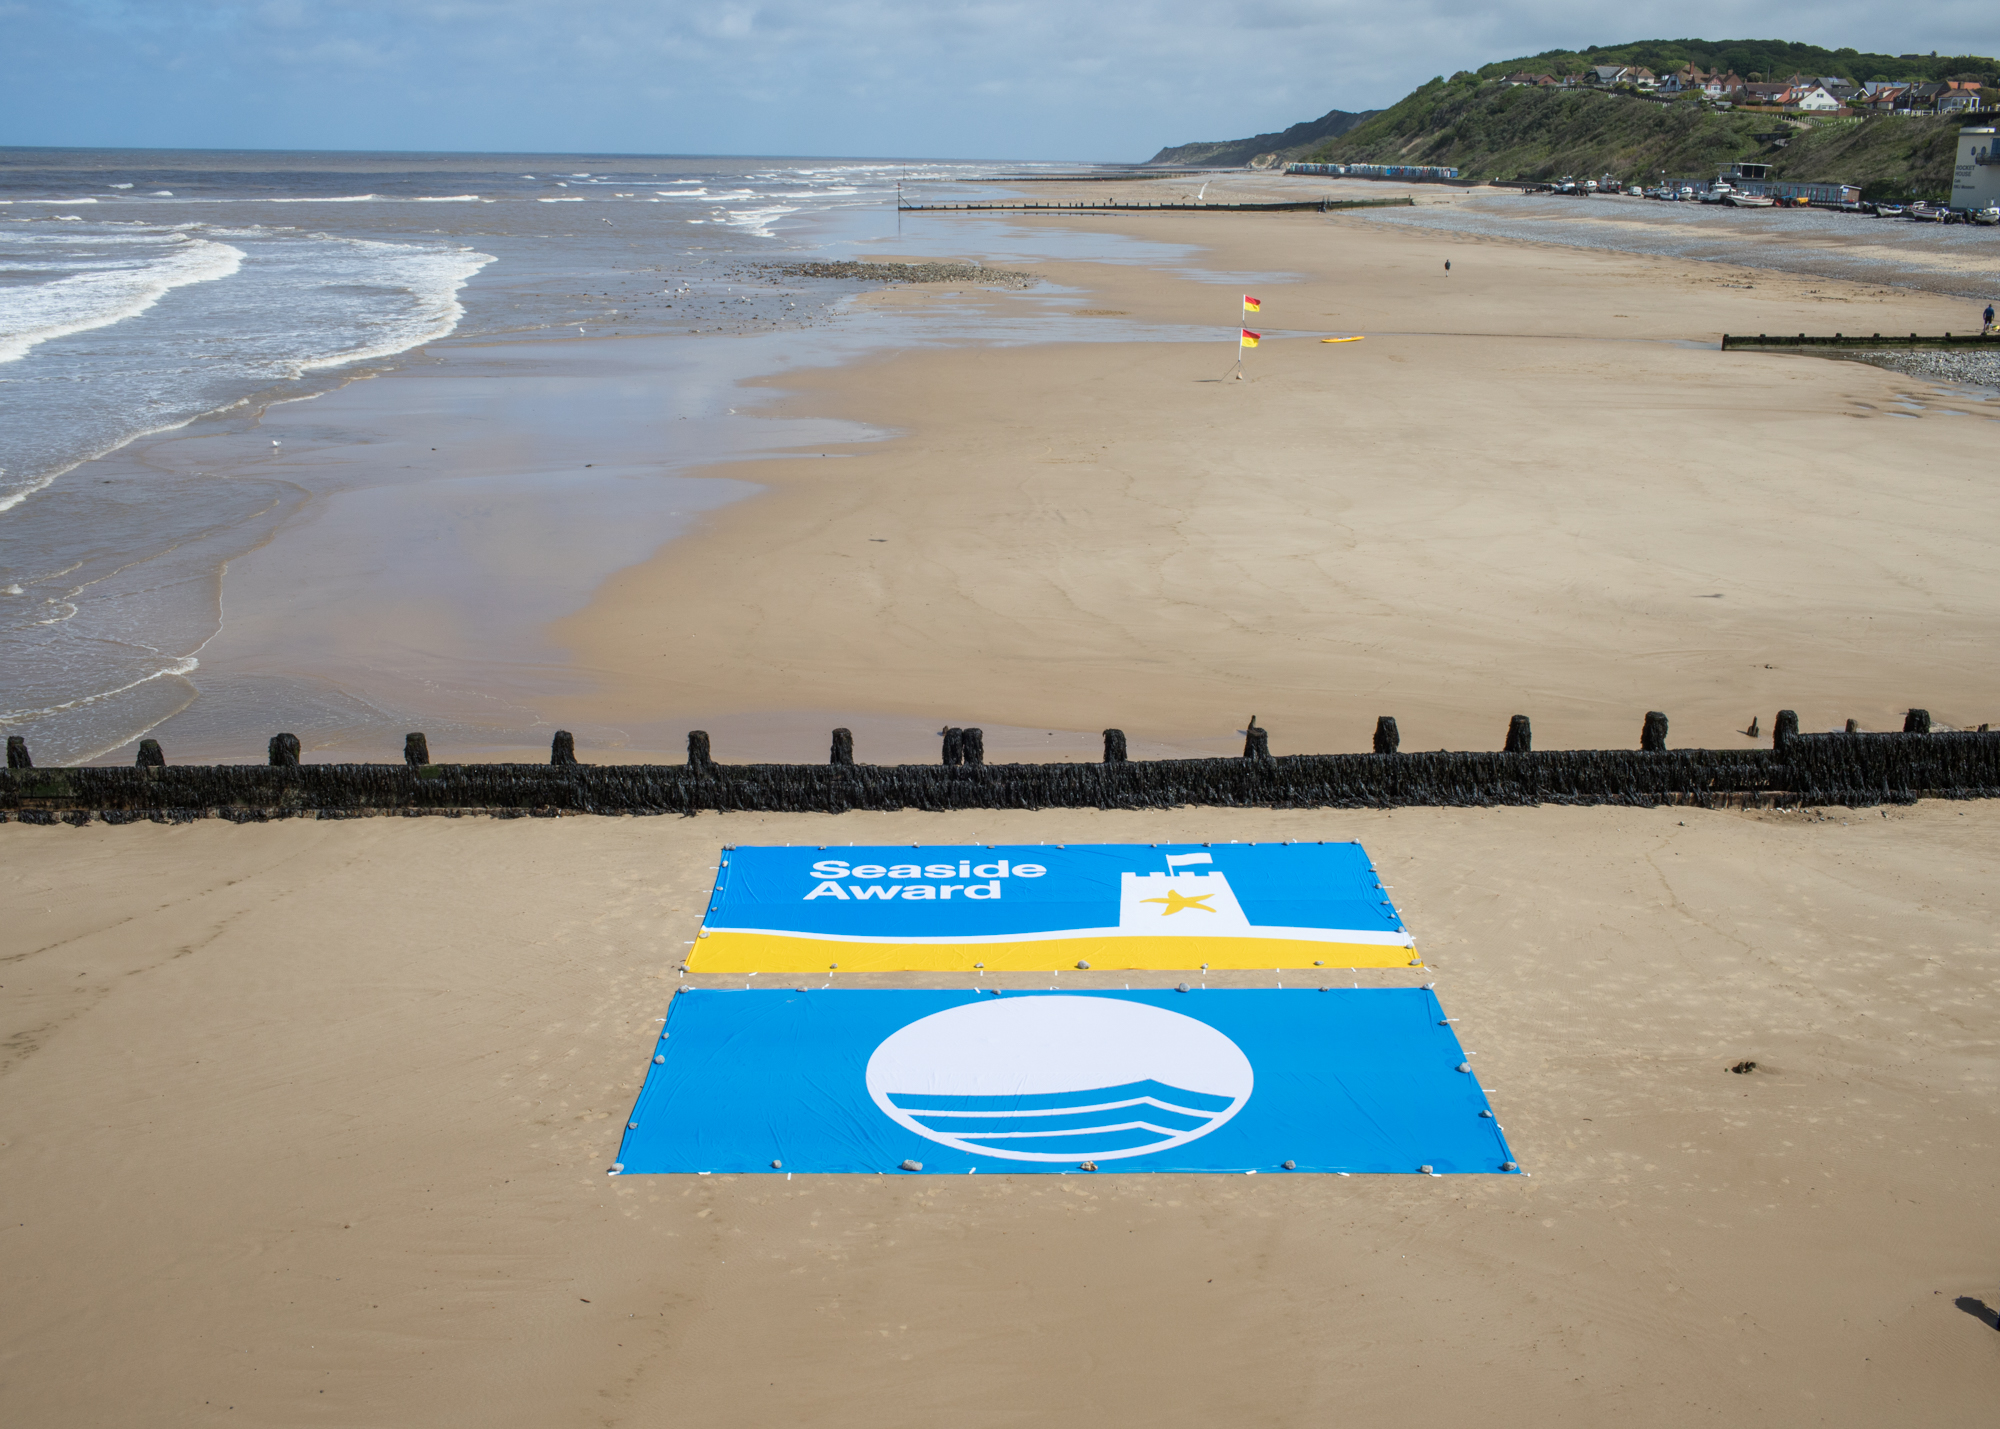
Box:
[1953,127,2000,210]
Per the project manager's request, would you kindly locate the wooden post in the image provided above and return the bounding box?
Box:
[942,728,964,766]
[404,732,430,767]
[1242,717,1271,761]
[830,728,854,766]
[269,732,301,767]
[962,728,985,766]
[1373,717,1400,755]
[136,739,165,768]
[1102,728,1128,763]
[687,730,712,769]
[1641,711,1668,751]
[1504,715,1532,753]
[1773,709,1799,750]
[1903,708,1931,734]
[551,730,578,766]
[6,735,31,769]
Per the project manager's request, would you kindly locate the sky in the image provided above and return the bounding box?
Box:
[3,1,1993,160]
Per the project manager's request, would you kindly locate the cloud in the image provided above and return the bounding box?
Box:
[5,1,1995,158]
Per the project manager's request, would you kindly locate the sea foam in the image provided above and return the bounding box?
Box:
[0,232,245,366]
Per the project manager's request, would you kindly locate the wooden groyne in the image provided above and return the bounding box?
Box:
[896,198,1414,213]
[6,715,1997,822]
[1722,332,2000,352]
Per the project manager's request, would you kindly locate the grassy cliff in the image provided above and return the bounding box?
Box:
[1467,38,1994,87]
[1148,107,1378,167]
[1302,78,1970,199]
[1160,38,1995,200]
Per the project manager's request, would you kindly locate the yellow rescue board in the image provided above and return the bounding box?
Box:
[1320,335,1365,343]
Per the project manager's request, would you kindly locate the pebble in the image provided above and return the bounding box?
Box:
[1853,350,2000,391]
[763,260,1038,288]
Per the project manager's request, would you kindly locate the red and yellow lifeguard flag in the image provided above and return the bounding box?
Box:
[1240,328,1261,348]
[1242,295,1261,313]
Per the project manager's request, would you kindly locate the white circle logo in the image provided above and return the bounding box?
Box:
[865,995,1253,1162]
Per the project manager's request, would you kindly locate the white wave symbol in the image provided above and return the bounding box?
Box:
[0,235,244,365]
[866,995,1252,1163]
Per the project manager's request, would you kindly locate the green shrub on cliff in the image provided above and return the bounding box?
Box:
[1301,75,1967,196]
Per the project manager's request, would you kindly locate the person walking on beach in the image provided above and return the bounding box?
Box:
[1986,302,1995,334]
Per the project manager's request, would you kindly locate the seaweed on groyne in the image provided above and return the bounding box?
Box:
[5,727,1999,822]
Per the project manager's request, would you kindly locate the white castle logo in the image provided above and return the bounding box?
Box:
[866,995,1253,1162]
[1117,852,1252,935]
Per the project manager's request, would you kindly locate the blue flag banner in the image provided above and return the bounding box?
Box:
[687,841,1418,971]
[613,989,1517,1175]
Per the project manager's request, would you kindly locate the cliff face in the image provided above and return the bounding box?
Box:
[1147,107,1377,167]
[1303,77,1966,198]
[1147,38,1993,190]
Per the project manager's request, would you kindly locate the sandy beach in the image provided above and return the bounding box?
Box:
[6,175,2000,1426]
[37,174,1997,767]
[4,802,1997,1425]
[555,189,1999,759]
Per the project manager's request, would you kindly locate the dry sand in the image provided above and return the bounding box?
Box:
[556,199,2000,758]
[3,804,1996,1425]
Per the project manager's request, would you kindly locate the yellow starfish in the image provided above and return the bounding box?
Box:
[1140,889,1217,916]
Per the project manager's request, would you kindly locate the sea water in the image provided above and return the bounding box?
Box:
[1,149,1229,765]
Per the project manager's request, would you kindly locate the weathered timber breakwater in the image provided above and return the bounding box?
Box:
[6,716,1998,822]
[1722,332,2000,352]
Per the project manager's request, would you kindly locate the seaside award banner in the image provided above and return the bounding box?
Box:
[685,842,1419,972]
[612,988,1517,1176]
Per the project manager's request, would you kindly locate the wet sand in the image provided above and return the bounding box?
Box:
[3,802,1996,1425]
[557,199,1997,757]
[62,174,2000,767]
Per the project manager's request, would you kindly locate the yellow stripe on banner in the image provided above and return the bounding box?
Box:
[688,932,1422,973]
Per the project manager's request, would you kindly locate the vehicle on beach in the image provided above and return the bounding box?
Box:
[1974,205,2000,226]
[1626,185,1644,196]
[1698,183,1732,204]
[1870,203,1906,217]
[1677,185,1696,201]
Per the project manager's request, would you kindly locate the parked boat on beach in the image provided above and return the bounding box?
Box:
[1725,192,1776,208]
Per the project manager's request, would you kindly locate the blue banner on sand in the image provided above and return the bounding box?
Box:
[613,989,1517,1175]
[688,841,1418,972]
